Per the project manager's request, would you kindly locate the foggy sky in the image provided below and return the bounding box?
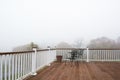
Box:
[0,0,120,51]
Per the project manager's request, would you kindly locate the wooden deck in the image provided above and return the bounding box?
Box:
[25,62,120,80]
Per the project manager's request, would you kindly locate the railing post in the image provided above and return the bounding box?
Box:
[87,48,89,62]
[47,46,51,66]
[31,48,37,75]
[54,46,57,61]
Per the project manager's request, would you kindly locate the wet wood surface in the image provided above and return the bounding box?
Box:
[25,62,120,80]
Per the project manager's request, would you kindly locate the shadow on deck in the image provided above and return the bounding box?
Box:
[25,61,120,80]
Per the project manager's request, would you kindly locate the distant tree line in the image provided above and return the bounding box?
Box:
[13,42,40,52]
[87,37,120,48]
[56,37,120,49]
[12,36,120,51]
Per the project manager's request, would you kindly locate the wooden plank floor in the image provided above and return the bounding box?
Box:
[25,62,120,80]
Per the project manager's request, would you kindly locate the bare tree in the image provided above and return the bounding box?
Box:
[73,38,84,48]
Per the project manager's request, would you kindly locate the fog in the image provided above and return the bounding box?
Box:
[0,0,120,51]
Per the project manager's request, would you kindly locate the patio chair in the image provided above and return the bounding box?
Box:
[77,49,84,61]
[65,50,78,66]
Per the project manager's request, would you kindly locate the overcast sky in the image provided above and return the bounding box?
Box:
[0,0,120,51]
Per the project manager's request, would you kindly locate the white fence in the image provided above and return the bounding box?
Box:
[89,49,120,61]
[0,49,56,80]
[56,48,120,62]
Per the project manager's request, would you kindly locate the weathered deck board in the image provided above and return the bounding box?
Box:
[25,62,120,80]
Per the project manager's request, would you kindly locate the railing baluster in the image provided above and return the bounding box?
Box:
[30,53,32,73]
[27,53,29,73]
[114,50,115,61]
[15,54,17,80]
[4,55,7,80]
[12,55,14,80]
[0,55,3,80]
[116,50,119,61]
[108,50,109,61]
[38,53,40,68]
[17,54,20,79]
[8,54,11,80]
[23,53,25,76]
[25,53,27,74]
[20,54,23,76]
[97,50,100,60]
[112,50,113,61]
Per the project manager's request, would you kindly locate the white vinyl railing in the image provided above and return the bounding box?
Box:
[56,48,120,62]
[36,49,56,71]
[0,49,56,80]
[89,49,120,61]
